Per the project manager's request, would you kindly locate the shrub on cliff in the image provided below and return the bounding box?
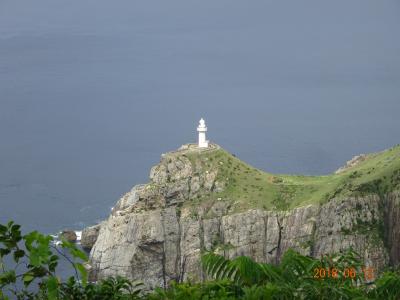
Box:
[0,221,142,299]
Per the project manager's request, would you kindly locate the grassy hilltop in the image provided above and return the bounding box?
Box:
[181,144,400,212]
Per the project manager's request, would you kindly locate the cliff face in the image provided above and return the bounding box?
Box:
[385,191,400,266]
[86,144,400,288]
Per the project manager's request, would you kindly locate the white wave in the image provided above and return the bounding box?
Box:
[50,230,82,246]
[75,231,82,242]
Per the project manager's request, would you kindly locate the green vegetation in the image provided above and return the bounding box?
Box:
[0,221,142,300]
[184,144,400,212]
[199,249,400,300]
[2,222,400,299]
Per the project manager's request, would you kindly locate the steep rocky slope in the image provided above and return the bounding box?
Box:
[84,144,400,288]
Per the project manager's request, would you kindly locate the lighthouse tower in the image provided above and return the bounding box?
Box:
[197,118,209,148]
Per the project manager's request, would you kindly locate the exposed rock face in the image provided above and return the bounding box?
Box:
[81,223,102,251]
[60,230,77,243]
[335,154,367,174]
[110,145,223,217]
[87,145,400,289]
[384,191,400,266]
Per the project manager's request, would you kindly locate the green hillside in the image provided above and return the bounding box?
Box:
[182,144,400,212]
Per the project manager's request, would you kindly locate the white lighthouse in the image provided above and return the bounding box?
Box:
[197,118,209,148]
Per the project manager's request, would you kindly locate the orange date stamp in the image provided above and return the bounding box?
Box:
[313,267,375,281]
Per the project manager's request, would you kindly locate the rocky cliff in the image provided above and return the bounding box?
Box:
[85,144,400,288]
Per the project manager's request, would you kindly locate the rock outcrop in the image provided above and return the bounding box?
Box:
[86,144,400,289]
[81,223,102,251]
[384,191,400,266]
[335,154,367,174]
[60,230,77,243]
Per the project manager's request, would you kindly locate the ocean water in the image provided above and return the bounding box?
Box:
[0,0,399,238]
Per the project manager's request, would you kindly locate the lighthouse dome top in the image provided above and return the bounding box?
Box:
[198,118,206,128]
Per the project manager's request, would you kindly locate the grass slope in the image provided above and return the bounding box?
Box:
[183,144,400,212]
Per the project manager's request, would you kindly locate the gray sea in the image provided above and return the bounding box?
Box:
[0,0,399,239]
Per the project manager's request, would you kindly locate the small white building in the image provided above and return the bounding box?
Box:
[197,118,209,148]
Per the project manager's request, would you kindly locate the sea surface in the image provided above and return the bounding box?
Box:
[0,0,399,239]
